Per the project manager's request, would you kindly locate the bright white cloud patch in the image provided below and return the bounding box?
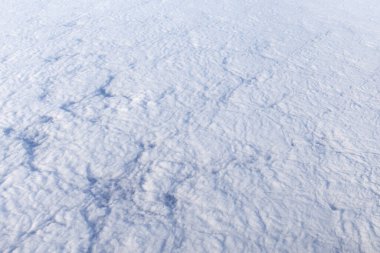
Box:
[1,0,380,252]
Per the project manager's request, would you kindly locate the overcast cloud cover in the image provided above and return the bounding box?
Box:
[1,0,380,252]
